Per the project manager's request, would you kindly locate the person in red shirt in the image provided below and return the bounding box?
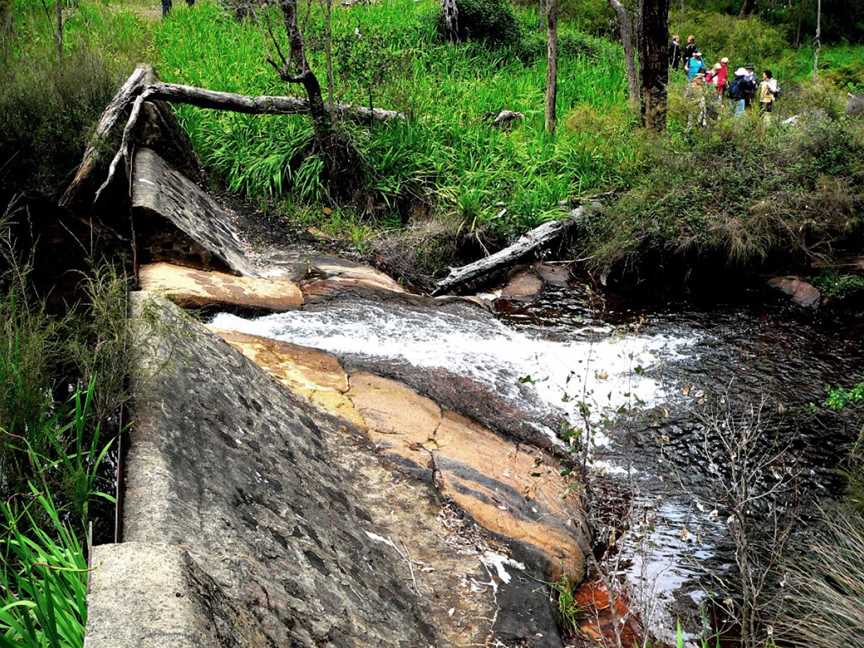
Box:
[716,57,730,96]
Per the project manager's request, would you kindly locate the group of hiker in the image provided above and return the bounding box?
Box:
[669,35,780,122]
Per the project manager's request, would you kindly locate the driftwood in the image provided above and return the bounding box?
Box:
[432,204,594,295]
[62,65,406,207]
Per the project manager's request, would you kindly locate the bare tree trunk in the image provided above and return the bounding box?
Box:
[739,0,756,16]
[813,0,821,81]
[324,0,334,115]
[609,0,639,110]
[442,0,459,41]
[0,0,12,36]
[545,0,558,135]
[638,0,669,131]
[55,0,63,62]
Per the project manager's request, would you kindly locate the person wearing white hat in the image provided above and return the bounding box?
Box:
[730,68,749,116]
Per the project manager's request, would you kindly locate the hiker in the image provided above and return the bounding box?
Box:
[162,0,194,17]
[705,63,720,86]
[716,57,730,96]
[687,51,706,81]
[743,65,758,108]
[684,35,698,69]
[670,35,682,71]
[759,69,779,113]
[730,67,748,116]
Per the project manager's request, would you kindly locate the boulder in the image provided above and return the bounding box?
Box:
[848,93,864,117]
[500,268,545,300]
[139,262,304,310]
[767,276,821,309]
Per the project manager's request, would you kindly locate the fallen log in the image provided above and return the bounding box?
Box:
[62,66,407,207]
[59,65,153,209]
[432,204,594,295]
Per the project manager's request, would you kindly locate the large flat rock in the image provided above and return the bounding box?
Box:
[139,262,304,310]
[88,293,569,647]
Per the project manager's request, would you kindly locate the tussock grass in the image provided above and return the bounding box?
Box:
[156,0,637,237]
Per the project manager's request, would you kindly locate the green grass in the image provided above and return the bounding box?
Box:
[0,486,88,648]
[156,0,639,237]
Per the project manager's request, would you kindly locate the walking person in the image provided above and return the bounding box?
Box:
[742,65,758,109]
[669,35,682,71]
[687,51,706,81]
[730,67,747,116]
[759,69,778,114]
[684,35,697,70]
[716,57,729,97]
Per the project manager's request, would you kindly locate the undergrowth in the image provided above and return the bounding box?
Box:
[156,0,636,238]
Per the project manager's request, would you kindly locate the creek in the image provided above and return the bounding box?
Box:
[211,278,864,643]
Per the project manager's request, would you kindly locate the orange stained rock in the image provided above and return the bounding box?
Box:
[346,372,442,448]
[206,331,587,581]
[140,262,304,311]
[212,329,364,428]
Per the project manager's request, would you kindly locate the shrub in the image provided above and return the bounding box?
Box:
[778,506,864,648]
[438,0,520,46]
[670,10,787,67]
[578,113,864,273]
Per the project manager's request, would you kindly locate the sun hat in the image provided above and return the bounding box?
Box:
[714,63,722,70]
[695,51,702,56]
[735,67,747,76]
[721,57,729,63]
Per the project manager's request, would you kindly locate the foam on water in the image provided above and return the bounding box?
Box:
[211,302,696,445]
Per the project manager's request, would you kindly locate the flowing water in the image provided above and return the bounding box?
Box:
[211,281,863,643]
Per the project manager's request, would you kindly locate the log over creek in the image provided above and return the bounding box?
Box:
[70,72,864,648]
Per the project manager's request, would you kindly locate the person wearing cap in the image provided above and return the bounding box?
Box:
[687,51,707,81]
[717,57,730,96]
[743,65,758,108]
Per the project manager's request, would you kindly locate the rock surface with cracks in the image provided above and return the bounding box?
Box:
[85,293,576,647]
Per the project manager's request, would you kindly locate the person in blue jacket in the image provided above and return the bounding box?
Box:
[687,52,707,81]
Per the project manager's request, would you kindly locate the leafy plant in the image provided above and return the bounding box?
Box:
[0,487,88,648]
[823,381,864,411]
[552,574,582,634]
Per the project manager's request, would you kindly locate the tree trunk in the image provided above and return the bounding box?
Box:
[738,0,756,17]
[545,0,558,135]
[608,0,639,110]
[324,0,334,115]
[55,0,63,62]
[638,0,669,131]
[442,0,459,41]
[813,0,821,81]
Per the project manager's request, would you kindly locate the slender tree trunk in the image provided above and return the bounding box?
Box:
[609,0,639,110]
[274,0,332,141]
[738,0,756,17]
[324,0,334,115]
[545,0,558,135]
[0,0,12,37]
[55,0,63,62]
[638,0,669,131]
[442,0,459,41]
[813,0,821,81]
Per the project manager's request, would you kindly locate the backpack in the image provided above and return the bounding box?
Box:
[729,79,742,100]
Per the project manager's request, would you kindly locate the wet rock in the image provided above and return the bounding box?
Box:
[534,262,571,287]
[139,262,304,310]
[501,268,545,300]
[767,276,821,309]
